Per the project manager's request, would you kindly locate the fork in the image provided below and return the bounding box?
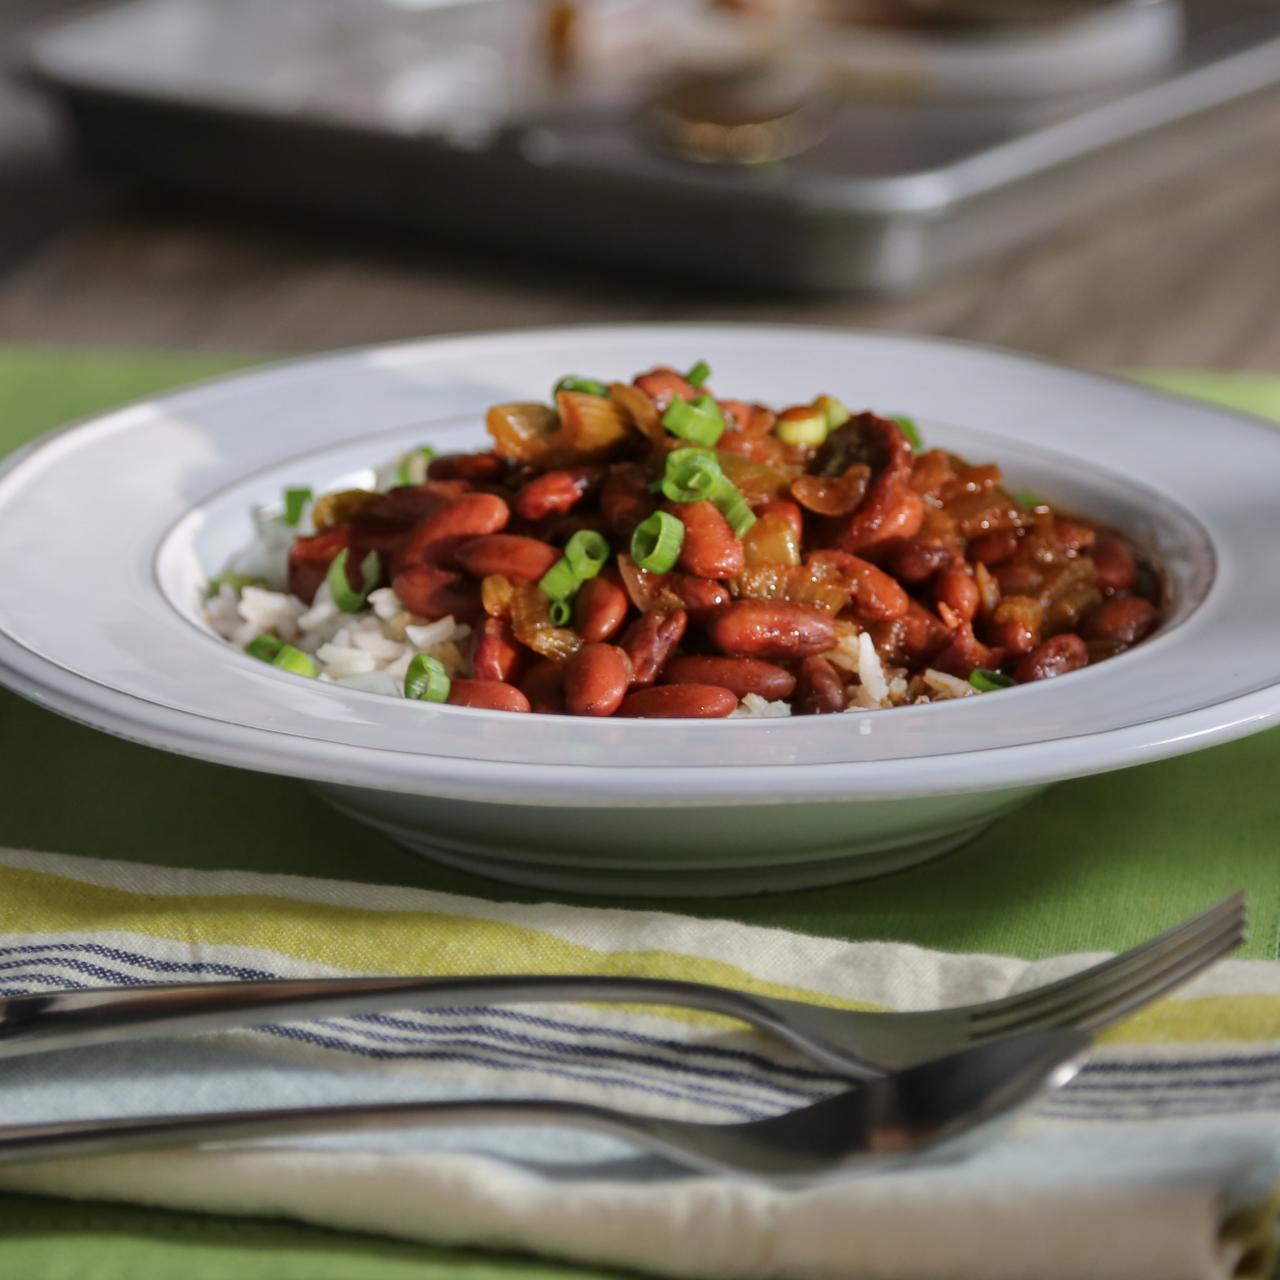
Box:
[0,1028,1090,1181]
[0,894,1244,1078]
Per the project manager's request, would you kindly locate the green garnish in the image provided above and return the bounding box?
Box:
[538,557,581,603]
[630,510,685,574]
[718,487,757,538]
[1016,490,1047,510]
[970,668,1015,692]
[685,359,711,388]
[283,487,313,527]
[653,448,755,536]
[271,644,318,677]
[660,448,722,503]
[563,529,611,581]
[207,571,265,598]
[396,446,436,486]
[404,653,451,702]
[775,409,828,447]
[549,599,573,627]
[245,633,284,663]
[892,415,924,455]
[662,394,726,448]
[326,548,381,613]
[554,375,610,397]
[816,395,851,429]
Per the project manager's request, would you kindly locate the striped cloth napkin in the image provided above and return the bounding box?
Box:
[0,847,1276,1280]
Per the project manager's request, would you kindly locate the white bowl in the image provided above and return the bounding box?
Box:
[1,326,1277,896]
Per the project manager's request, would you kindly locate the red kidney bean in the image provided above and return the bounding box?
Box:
[663,655,795,701]
[994,560,1043,596]
[620,609,688,687]
[600,463,657,536]
[618,684,738,719]
[669,574,732,623]
[839,486,925,553]
[574,575,630,642]
[902,600,950,665]
[454,534,559,583]
[348,517,412,568]
[985,595,1043,657]
[563,643,632,717]
[793,656,846,716]
[359,480,470,525]
[1091,532,1138,592]
[1082,596,1157,646]
[931,620,1005,680]
[392,565,482,621]
[672,501,744,579]
[968,530,1020,566]
[470,617,525,683]
[758,498,804,543]
[1053,518,1096,554]
[634,367,696,411]
[809,550,909,622]
[428,452,510,484]
[886,539,955,584]
[513,467,603,522]
[519,660,565,714]
[1015,633,1089,683]
[398,493,510,570]
[935,568,980,622]
[707,601,835,659]
[447,678,531,712]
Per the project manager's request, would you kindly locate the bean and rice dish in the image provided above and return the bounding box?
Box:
[206,362,1162,717]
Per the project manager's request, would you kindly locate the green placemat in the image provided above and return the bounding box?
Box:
[1,346,1277,1277]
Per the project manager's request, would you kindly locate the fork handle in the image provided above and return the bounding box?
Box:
[0,1094,688,1170]
[0,974,796,1061]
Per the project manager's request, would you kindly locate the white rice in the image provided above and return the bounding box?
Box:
[206,578,470,695]
[920,667,977,700]
[730,692,792,719]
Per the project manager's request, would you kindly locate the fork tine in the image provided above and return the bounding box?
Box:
[967,893,1245,1027]
[968,914,1245,1041]
[1075,923,1246,1034]
[972,908,1244,1037]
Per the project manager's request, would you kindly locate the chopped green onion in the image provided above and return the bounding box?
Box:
[207,571,265,598]
[404,653,451,702]
[660,447,722,503]
[892,415,924,455]
[326,548,381,613]
[775,410,828,447]
[554,375,610,397]
[662,394,725,447]
[283,487,313,527]
[245,633,284,663]
[630,510,685,574]
[549,599,573,627]
[564,529,611,581]
[685,359,711,388]
[816,394,851,429]
[970,668,1015,692]
[538,557,581,603]
[716,485,757,538]
[272,644,318,677]
[396,446,436,486]
[1016,489,1048,510]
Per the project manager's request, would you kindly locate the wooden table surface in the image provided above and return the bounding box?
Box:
[2,2,1279,370]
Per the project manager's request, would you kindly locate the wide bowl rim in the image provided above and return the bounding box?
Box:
[0,322,1277,806]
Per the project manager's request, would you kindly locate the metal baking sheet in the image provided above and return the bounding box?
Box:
[22,0,1280,292]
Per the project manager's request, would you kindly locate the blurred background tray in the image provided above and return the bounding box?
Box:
[21,0,1280,293]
